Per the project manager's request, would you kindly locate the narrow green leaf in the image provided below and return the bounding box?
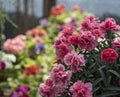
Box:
[93,78,102,87]
[93,87,100,93]
[108,69,120,78]
[98,92,120,97]
[106,87,120,91]
[98,68,106,85]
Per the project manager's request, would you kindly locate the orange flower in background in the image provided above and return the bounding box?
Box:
[26,28,46,37]
[50,4,65,16]
[24,65,40,76]
[73,5,83,13]
[34,36,43,43]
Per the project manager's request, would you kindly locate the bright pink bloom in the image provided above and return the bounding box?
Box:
[78,31,98,51]
[92,29,104,38]
[81,16,100,31]
[54,36,67,48]
[38,78,58,97]
[70,80,92,97]
[112,39,120,49]
[64,51,85,72]
[61,27,74,38]
[0,61,6,70]
[55,43,71,60]
[50,64,72,87]
[67,34,80,46]
[10,85,30,97]
[3,35,26,54]
[100,18,120,32]
[101,48,118,63]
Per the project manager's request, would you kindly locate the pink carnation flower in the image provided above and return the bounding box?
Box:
[67,34,80,46]
[38,78,58,97]
[70,80,92,97]
[55,43,71,60]
[81,16,100,31]
[3,35,26,54]
[100,18,120,32]
[92,29,104,38]
[50,64,72,87]
[54,36,67,48]
[64,51,85,72]
[78,31,98,51]
[112,39,120,49]
[61,27,74,38]
[101,48,118,63]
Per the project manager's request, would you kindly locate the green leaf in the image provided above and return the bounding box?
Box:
[106,86,120,91]
[98,67,106,85]
[108,69,120,78]
[93,87,100,93]
[98,92,120,97]
[93,78,102,87]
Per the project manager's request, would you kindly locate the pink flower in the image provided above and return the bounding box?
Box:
[112,39,120,49]
[50,64,72,87]
[10,85,30,97]
[70,80,92,97]
[54,36,67,48]
[38,78,58,97]
[100,18,120,32]
[64,51,85,72]
[61,27,74,38]
[55,43,71,60]
[3,35,26,54]
[78,31,98,51]
[81,16,100,31]
[67,34,80,46]
[0,61,6,70]
[92,29,104,38]
[101,48,118,63]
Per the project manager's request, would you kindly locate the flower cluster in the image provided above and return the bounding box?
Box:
[24,65,40,76]
[3,35,26,54]
[50,4,65,16]
[39,64,72,97]
[38,16,120,97]
[10,85,30,97]
[26,28,46,37]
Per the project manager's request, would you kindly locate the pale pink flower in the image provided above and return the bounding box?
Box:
[70,80,92,97]
[50,64,72,87]
[81,16,100,31]
[3,35,26,54]
[100,18,120,32]
[38,78,58,97]
[55,43,71,60]
[64,51,85,72]
[112,39,120,49]
[78,31,98,51]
